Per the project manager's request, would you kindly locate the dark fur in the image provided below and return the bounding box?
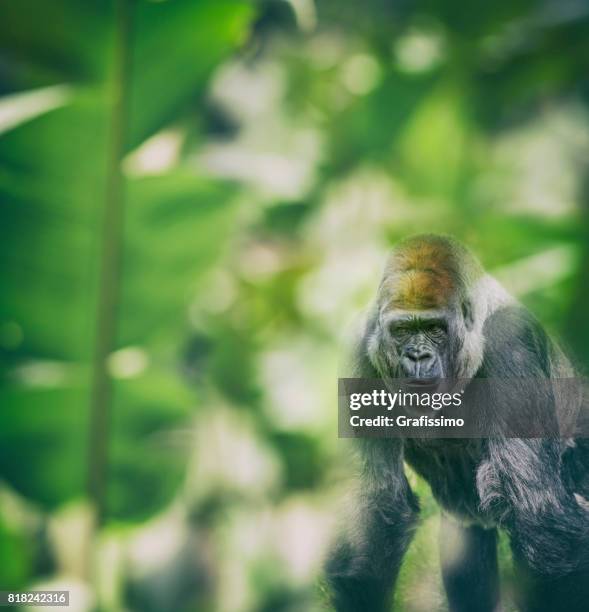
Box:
[324,236,589,612]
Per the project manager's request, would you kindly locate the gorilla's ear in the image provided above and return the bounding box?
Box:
[461,298,475,331]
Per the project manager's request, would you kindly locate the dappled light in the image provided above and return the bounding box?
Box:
[1,1,589,611]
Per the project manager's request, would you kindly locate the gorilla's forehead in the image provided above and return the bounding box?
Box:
[383,269,455,310]
[381,307,448,323]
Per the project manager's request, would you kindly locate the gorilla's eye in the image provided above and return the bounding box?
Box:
[426,323,447,339]
[389,322,410,338]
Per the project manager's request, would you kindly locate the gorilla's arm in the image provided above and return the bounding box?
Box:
[478,437,589,612]
[478,437,589,575]
[476,307,589,576]
[325,439,419,612]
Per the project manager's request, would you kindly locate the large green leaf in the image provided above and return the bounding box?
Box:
[0,0,107,92]
[129,0,254,148]
[0,0,253,521]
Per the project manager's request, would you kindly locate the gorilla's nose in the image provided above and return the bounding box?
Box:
[402,346,436,376]
[405,347,433,363]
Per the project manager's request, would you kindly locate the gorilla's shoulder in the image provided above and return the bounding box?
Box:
[478,305,552,378]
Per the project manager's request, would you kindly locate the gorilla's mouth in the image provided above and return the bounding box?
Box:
[404,378,441,391]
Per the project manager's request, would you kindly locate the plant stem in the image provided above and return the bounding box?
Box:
[87,0,133,527]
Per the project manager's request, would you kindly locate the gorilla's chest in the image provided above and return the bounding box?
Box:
[404,439,492,525]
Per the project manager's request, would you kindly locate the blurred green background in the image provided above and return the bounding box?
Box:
[1,0,589,610]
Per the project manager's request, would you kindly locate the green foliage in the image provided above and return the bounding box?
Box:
[1,1,589,610]
[0,0,253,521]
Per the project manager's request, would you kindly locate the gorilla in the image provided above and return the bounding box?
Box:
[325,235,589,612]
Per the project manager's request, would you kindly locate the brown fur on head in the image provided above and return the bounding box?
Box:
[379,234,484,312]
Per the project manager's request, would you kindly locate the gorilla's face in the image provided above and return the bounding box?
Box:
[385,310,450,382]
[368,255,478,384]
